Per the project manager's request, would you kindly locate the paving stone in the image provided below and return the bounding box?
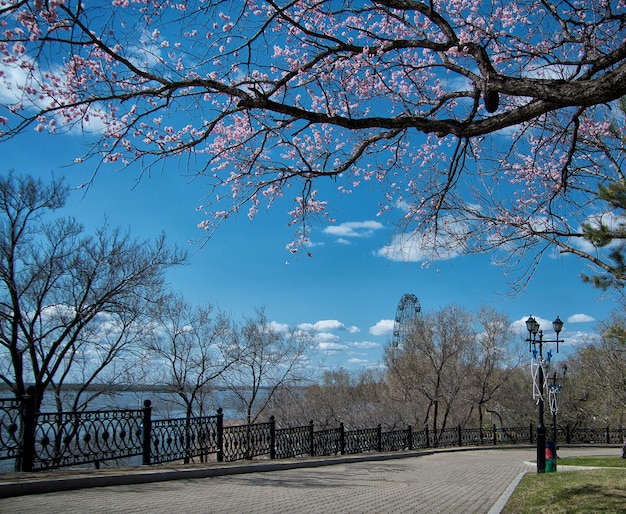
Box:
[0,446,617,514]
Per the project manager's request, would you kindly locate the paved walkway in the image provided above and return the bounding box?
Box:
[0,446,618,513]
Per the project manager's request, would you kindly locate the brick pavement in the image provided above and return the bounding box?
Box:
[0,446,618,514]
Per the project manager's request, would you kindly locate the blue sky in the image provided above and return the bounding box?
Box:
[0,1,621,380]
[2,127,617,374]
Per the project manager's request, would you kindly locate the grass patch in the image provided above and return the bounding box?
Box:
[502,467,626,513]
[558,456,626,468]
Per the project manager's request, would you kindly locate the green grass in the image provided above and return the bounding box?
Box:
[502,457,626,514]
[558,456,626,468]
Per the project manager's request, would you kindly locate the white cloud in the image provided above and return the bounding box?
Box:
[0,40,169,139]
[128,41,165,71]
[571,212,626,255]
[315,319,346,331]
[298,319,359,333]
[369,319,394,336]
[318,341,348,351]
[511,315,564,335]
[0,57,109,135]
[324,220,384,239]
[376,216,468,263]
[512,314,593,338]
[316,332,340,343]
[352,341,380,349]
[347,357,371,365]
[269,321,290,332]
[0,61,31,105]
[568,313,595,323]
[522,63,579,80]
[510,317,529,335]
[564,330,596,347]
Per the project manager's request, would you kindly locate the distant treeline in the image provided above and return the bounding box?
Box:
[0,383,273,393]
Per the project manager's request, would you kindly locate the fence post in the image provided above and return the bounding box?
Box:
[141,400,152,465]
[529,423,534,445]
[339,422,345,455]
[20,386,37,472]
[457,425,462,447]
[566,424,571,444]
[216,408,224,463]
[424,424,430,448]
[606,426,610,444]
[269,416,276,460]
[407,425,413,451]
[309,420,315,457]
[377,424,382,452]
[493,424,497,446]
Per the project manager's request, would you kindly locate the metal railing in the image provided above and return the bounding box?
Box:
[1,390,624,472]
[0,396,22,466]
[34,408,145,470]
[150,412,221,465]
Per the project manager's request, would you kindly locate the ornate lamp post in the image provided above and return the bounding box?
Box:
[548,364,567,462]
[526,315,564,474]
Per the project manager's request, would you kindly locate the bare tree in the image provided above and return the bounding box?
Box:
[143,294,238,419]
[270,368,390,429]
[569,309,626,428]
[385,305,477,432]
[0,173,186,411]
[461,306,523,427]
[222,309,314,424]
[0,2,625,285]
[383,317,431,427]
[486,366,535,427]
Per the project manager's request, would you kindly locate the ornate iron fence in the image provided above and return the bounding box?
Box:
[381,427,411,452]
[433,426,460,447]
[312,426,343,456]
[150,412,221,465]
[461,427,492,446]
[222,421,272,462]
[499,425,534,445]
[33,408,144,471]
[274,421,313,459]
[1,390,624,473]
[564,425,625,445]
[0,396,22,468]
[346,426,378,454]
[411,426,429,449]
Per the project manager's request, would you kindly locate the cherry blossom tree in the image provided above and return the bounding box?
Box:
[1,0,625,286]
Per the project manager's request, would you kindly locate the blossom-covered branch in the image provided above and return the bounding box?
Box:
[1,0,625,285]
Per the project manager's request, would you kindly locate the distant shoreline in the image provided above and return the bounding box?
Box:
[0,384,273,393]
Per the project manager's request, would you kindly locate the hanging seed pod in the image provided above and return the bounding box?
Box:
[484,88,499,113]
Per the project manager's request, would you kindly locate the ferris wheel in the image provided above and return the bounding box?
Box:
[391,293,421,347]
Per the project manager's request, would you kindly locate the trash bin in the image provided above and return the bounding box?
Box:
[545,441,557,472]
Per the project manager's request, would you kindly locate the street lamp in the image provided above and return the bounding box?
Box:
[526,315,564,474]
[548,364,567,464]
